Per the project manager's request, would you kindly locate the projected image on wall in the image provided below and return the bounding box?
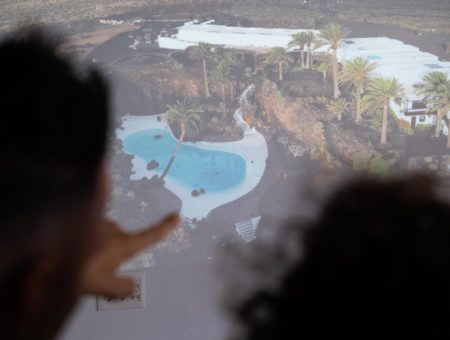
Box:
[3,1,450,339]
[4,0,450,264]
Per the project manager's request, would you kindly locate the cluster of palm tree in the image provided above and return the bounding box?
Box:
[417,71,450,147]
[340,56,378,122]
[314,24,405,145]
[265,29,322,82]
[160,45,245,181]
[317,24,450,148]
[188,43,213,97]
[327,97,349,121]
[265,47,293,81]
[188,43,236,102]
[288,31,318,69]
[184,24,450,150]
[338,58,450,148]
[262,24,350,89]
[361,78,404,145]
[210,52,236,104]
[338,55,404,146]
[275,23,397,145]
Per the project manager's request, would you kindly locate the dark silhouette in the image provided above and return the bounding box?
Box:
[0,28,109,340]
[227,175,450,339]
[0,28,178,340]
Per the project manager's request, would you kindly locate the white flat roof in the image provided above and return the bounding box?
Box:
[179,20,320,36]
[331,37,450,97]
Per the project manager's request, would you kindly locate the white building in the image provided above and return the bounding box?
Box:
[158,20,319,50]
[159,21,450,134]
[330,37,450,133]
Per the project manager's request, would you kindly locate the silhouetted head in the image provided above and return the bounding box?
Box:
[226,174,450,339]
[0,27,109,339]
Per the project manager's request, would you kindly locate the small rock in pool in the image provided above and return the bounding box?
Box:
[192,189,200,197]
[154,134,162,140]
[147,160,159,170]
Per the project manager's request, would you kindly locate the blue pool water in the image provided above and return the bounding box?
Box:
[123,129,246,192]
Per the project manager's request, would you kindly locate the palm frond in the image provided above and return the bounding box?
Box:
[416,71,450,114]
[163,99,204,130]
[361,77,404,113]
[319,23,351,50]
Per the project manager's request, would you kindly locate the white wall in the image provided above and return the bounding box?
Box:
[60,262,227,340]
[158,36,196,50]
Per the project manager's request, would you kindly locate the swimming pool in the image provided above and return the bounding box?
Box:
[122,128,247,192]
[117,112,268,220]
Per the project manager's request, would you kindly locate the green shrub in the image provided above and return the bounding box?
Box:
[369,157,398,177]
[291,66,306,73]
[366,109,383,129]
[232,126,244,138]
[173,61,184,71]
[275,88,284,103]
[244,67,253,79]
[400,127,415,136]
[351,151,372,171]
[416,123,433,132]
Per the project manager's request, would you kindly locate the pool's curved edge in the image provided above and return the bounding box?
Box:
[116,114,268,221]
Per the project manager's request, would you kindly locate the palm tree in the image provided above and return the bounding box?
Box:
[317,62,329,81]
[266,47,292,81]
[188,43,213,97]
[252,51,260,75]
[222,52,238,101]
[160,100,203,181]
[327,97,349,120]
[303,31,317,69]
[362,78,404,145]
[210,54,234,102]
[437,84,450,148]
[417,71,450,138]
[319,23,351,98]
[341,56,378,122]
[288,32,308,68]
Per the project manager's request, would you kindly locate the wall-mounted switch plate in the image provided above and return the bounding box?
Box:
[97,271,145,311]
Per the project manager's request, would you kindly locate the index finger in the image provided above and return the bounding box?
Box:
[124,213,181,255]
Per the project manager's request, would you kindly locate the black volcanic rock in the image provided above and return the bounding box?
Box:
[147,160,159,170]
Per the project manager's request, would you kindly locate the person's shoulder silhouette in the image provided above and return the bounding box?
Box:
[227,175,450,339]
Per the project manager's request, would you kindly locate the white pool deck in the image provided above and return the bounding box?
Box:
[116,110,268,221]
